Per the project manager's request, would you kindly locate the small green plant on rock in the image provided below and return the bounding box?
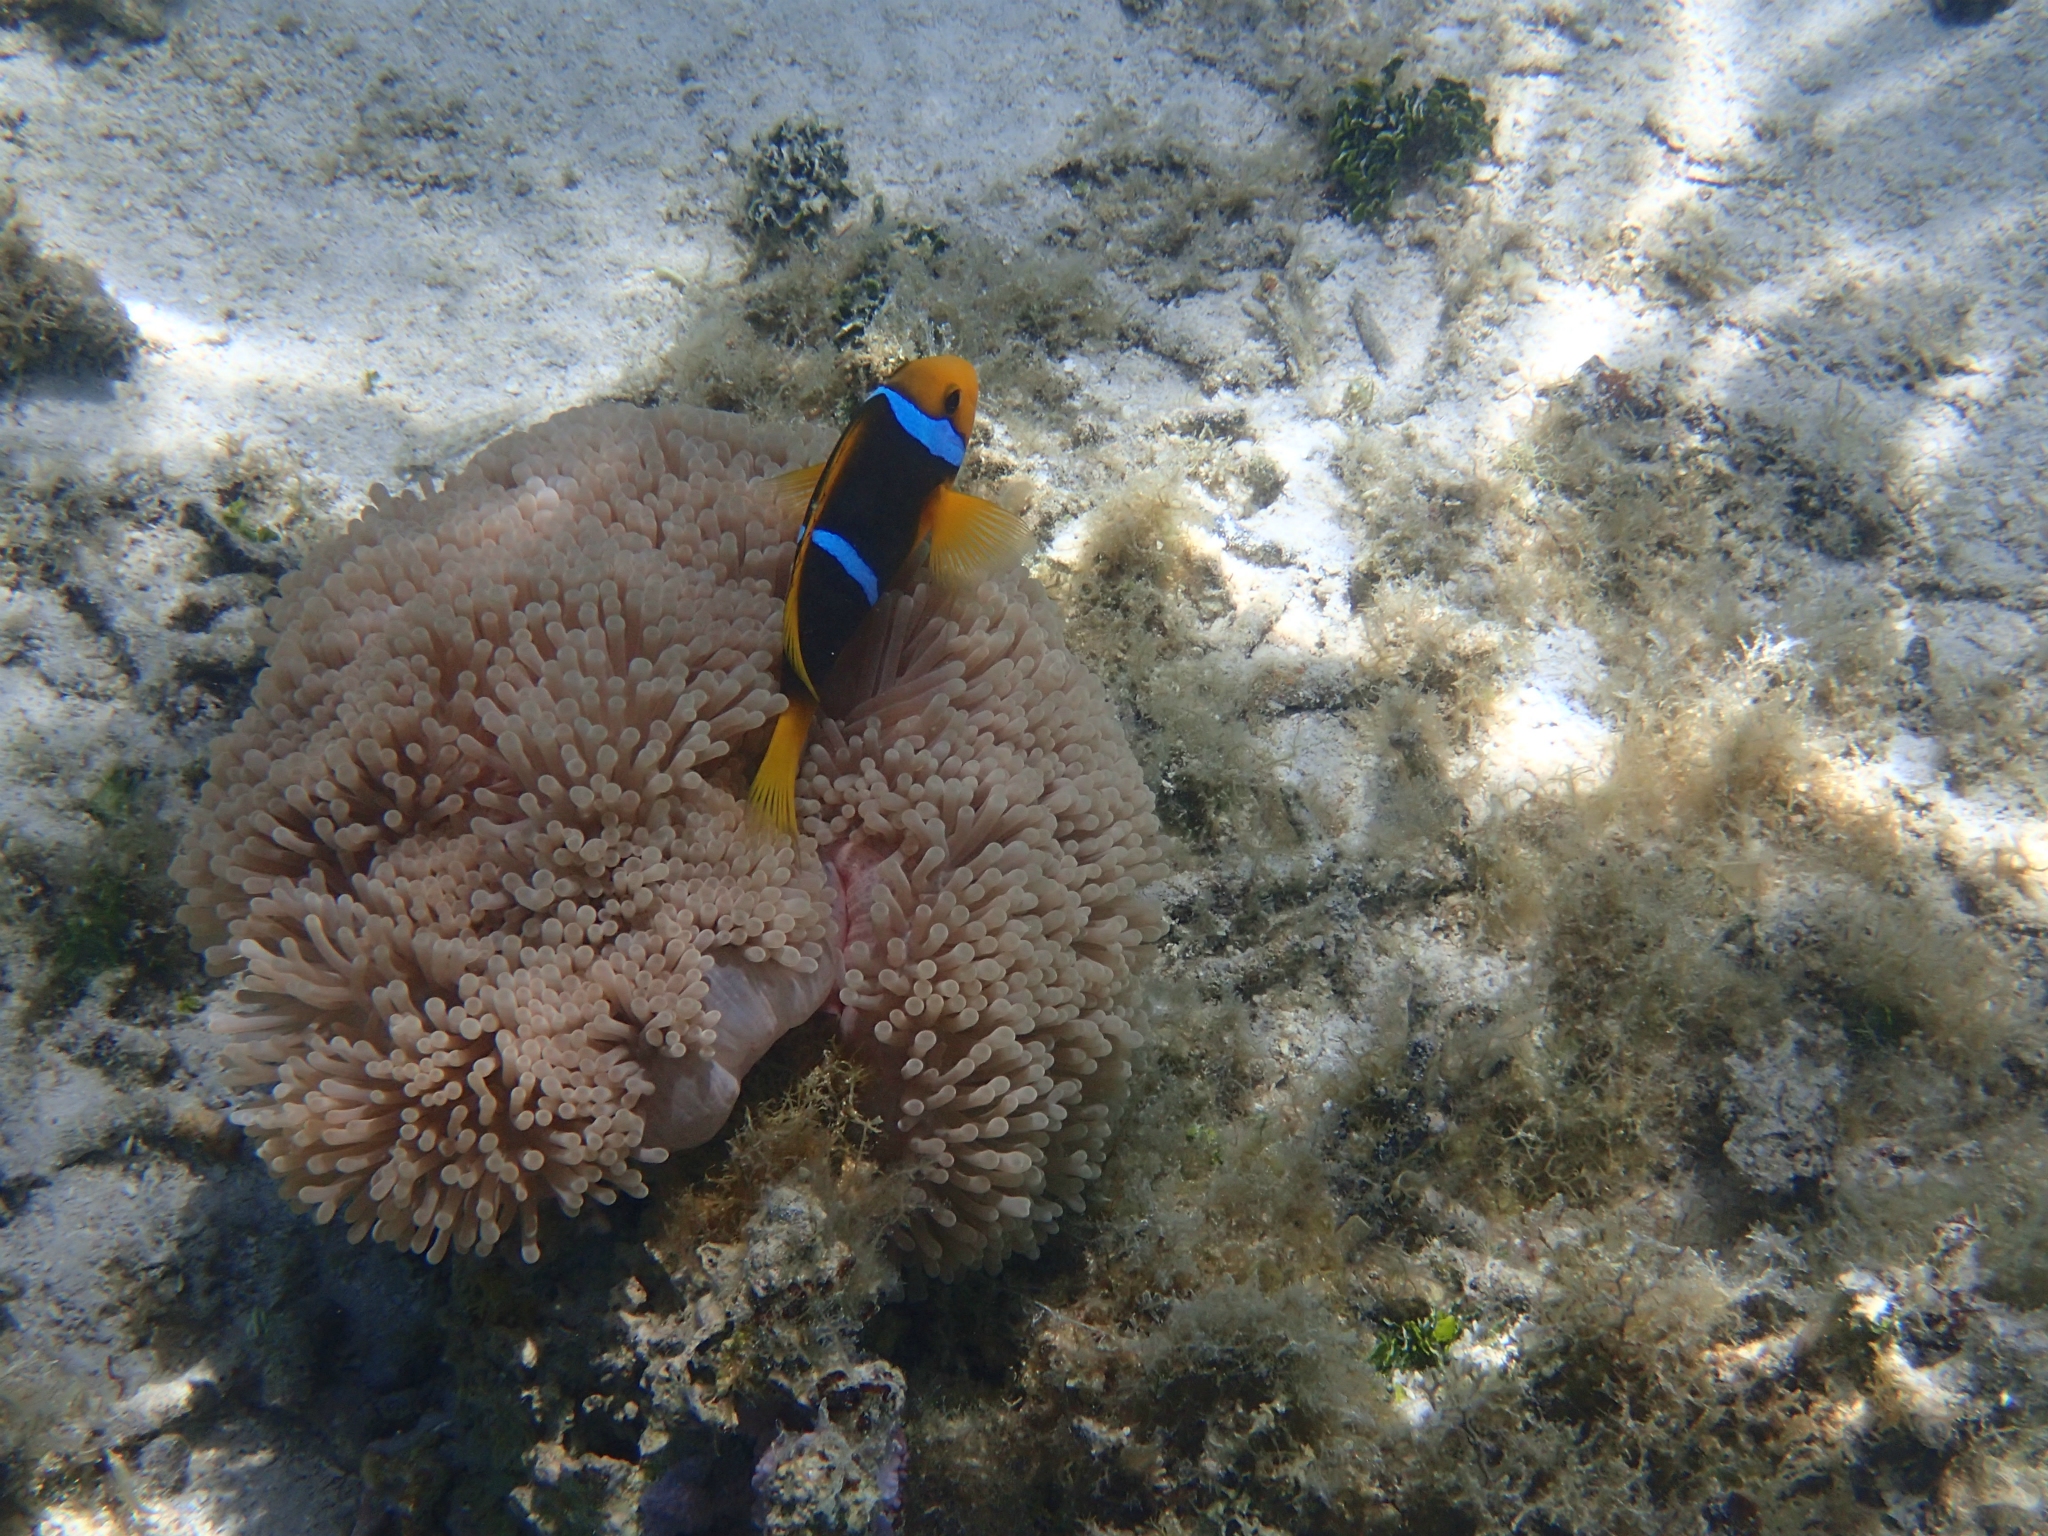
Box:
[1327,60,1492,224]
[1369,1310,1462,1372]
[216,496,278,544]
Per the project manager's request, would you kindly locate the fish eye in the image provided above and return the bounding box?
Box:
[943,387,962,416]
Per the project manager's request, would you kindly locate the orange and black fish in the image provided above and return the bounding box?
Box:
[749,355,1028,833]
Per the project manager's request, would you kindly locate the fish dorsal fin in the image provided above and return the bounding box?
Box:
[924,488,1032,586]
[768,463,826,527]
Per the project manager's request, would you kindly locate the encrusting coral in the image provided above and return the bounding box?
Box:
[173,401,1163,1274]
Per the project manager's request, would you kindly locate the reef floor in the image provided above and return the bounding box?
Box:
[1,0,2046,1532]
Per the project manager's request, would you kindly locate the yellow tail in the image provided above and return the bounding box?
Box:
[747,696,817,835]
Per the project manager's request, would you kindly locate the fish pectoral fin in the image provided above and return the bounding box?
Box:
[924,488,1032,585]
[747,696,818,836]
[768,463,826,527]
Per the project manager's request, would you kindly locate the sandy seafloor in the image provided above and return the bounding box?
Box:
[1,0,2046,1531]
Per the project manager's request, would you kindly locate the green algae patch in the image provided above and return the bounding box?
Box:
[23,764,195,1014]
[1327,60,1492,224]
[1369,1310,1462,1373]
[739,118,855,264]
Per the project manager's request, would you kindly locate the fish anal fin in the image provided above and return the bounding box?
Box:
[768,463,826,527]
[925,488,1032,585]
[747,696,818,837]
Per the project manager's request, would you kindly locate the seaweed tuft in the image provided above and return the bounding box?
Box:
[739,118,855,262]
[1326,60,1492,225]
[1048,109,1309,300]
[654,1040,912,1279]
[657,211,1112,424]
[0,184,139,383]
[1044,478,1298,854]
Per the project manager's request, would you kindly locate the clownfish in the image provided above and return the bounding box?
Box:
[748,355,1029,834]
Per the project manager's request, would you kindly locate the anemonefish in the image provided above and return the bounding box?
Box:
[748,355,1029,834]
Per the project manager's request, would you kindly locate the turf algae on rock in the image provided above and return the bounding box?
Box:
[0,185,139,385]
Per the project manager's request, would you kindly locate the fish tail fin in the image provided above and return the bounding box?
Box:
[747,696,818,836]
[924,488,1032,586]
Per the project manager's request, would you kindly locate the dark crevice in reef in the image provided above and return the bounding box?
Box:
[177,498,295,579]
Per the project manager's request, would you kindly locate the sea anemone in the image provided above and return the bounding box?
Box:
[174,402,1163,1274]
[811,576,1166,1273]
